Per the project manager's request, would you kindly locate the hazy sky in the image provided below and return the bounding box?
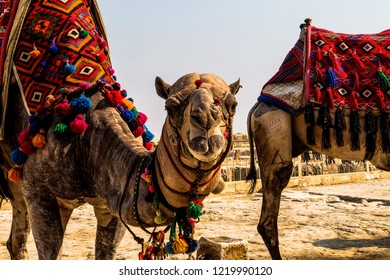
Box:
[98,0,390,135]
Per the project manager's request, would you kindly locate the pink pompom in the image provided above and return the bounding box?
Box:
[69,16,77,24]
[69,114,88,133]
[18,130,31,144]
[79,81,89,90]
[136,112,148,127]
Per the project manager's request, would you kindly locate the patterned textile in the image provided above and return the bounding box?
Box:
[13,0,115,114]
[305,26,390,111]
[258,39,305,114]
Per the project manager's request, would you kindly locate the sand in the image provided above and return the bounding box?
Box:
[1,179,390,260]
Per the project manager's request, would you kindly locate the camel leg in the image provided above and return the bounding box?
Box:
[6,183,30,260]
[251,104,292,260]
[24,190,64,259]
[94,206,126,260]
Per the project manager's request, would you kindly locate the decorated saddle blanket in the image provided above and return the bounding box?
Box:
[258,25,390,114]
[1,0,115,139]
[305,26,390,111]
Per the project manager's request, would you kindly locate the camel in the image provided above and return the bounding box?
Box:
[0,0,241,260]
[246,20,390,259]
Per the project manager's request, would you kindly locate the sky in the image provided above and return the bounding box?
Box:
[98,0,390,135]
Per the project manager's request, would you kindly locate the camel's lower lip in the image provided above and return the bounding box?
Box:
[188,135,224,155]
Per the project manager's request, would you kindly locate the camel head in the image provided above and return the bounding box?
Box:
[155,73,240,164]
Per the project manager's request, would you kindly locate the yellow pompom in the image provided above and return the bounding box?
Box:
[44,95,55,106]
[29,48,41,58]
[172,236,188,254]
[32,129,47,148]
[121,99,134,110]
[8,167,22,183]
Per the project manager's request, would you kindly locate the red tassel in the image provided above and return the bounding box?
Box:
[324,88,335,109]
[314,86,322,102]
[348,49,368,73]
[376,51,390,69]
[350,91,359,110]
[328,47,347,79]
[70,114,88,133]
[376,89,386,111]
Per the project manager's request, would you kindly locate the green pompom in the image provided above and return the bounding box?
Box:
[54,123,69,138]
[187,201,203,219]
[79,29,89,38]
[132,107,139,119]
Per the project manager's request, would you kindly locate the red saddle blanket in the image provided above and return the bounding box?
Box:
[304,26,390,111]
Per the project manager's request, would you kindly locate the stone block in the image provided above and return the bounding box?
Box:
[196,236,248,260]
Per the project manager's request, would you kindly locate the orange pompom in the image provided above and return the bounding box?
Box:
[121,99,134,110]
[32,129,47,148]
[8,166,23,183]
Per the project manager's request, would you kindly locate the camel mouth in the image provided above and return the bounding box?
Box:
[187,134,224,160]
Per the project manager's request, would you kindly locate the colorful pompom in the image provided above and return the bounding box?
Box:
[54,99,73,120]
[142,129,154,142]
[8,166,23,183]
[105,90,123,107]
[121,99,134,110]
[54,123,69,138]
[32,129,47,148]
[64,62,76,74]
[144,141,153,151]
[69,114,88,134]
[132,126,145,138]
[70,94,93,114]
[121,109,135,122]
[10,148,28,165]
[79,28,89,38]
[20,141,36,155]
[136,112,148,127]
[18,130,31,144]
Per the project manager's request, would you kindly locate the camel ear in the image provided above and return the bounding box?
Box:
[229,78,241,95]
[155,76,171,100]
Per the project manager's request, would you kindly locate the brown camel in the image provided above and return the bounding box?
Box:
[0,0,241,260]
[246,20,390,259]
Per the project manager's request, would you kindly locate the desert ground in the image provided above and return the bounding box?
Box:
[1,179,390,260]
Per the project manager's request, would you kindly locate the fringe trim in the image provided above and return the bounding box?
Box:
[364,110,377,157]
[316,106,332,151]
[349,110,361,151]
[304,105,316,145]
[380,112,390,153]
[334,107,346,147]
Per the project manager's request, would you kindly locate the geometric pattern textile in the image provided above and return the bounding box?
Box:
[258,39,305,114]
[304,26,390,111]
[14,0,114,113]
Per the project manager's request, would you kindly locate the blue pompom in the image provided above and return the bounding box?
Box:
[64,63,76,75]
[70,94,93,114]
[121,90,127,97]
[28,121,40,135]
[48,44,59,54]
[40,61,47,67]
[97,78,106,87]
[10,148,28,165]
[142,129,154,142]
[121,109,135,122]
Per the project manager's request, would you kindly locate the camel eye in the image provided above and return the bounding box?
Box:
[225,94,238,116]
[165,98,180,116]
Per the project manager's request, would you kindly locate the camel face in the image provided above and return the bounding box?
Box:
[156,73,239,163]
